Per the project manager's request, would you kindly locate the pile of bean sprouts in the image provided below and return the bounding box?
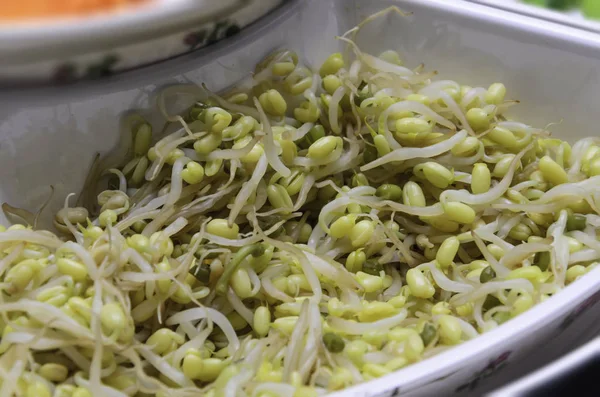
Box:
[1,7,600,397]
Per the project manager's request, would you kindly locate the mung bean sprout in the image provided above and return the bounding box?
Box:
[0,6,599,397]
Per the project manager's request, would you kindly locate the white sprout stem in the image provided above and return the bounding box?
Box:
[440,143,532,204]
[166,307,240,354]
[229,154,268,225]
[253,97,291,178]
[329,86,346,134]
[361,130,467,171]
[328,310,408,335]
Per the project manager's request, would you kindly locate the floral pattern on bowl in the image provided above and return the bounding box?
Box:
[455,351,512,393]
[559,289,600,331]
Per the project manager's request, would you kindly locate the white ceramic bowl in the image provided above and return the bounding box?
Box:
[2,0,600,395]
[0,0,285,83]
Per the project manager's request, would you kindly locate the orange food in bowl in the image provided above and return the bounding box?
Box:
[2,0,147,20]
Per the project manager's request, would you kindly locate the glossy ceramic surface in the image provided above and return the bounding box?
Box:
[2,0,600,395]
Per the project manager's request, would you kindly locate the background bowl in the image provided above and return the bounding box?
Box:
[2,0,600,395]
[0,0,286,84]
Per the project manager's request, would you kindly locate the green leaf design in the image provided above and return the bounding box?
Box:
[86,55,119,79]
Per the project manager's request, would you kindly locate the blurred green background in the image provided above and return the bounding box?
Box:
[523,0,600,19]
